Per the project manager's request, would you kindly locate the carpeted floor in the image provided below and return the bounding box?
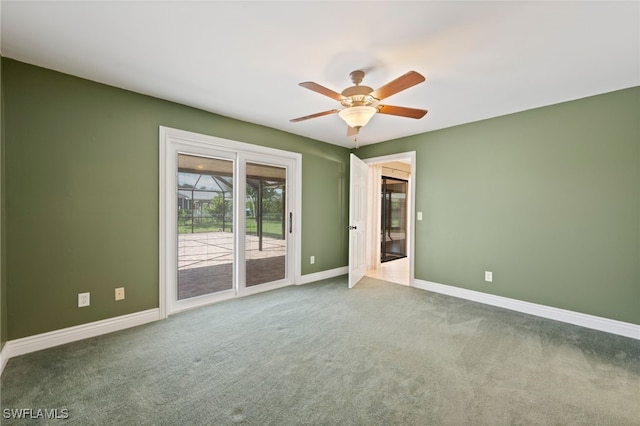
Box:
[1,276,639,425]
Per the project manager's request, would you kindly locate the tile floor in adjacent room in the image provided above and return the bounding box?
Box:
[366,257,410,286]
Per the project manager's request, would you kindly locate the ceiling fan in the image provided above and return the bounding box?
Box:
[290,70,428,137]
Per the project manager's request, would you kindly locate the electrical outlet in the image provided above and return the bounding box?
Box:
[485,271,493,282]
[310,256,315,265]
[78,292,90,308]
[115,287,125,301]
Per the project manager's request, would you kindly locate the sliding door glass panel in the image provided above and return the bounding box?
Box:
[381,177,408,262]
[177,154,234,299]
[245,162,287,286]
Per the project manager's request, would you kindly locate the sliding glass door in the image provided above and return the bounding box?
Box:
[176,156,292,301]
[160,127,301,316]
[381,176,408,262]
[177,154,235,300]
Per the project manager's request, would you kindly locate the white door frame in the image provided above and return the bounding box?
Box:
[159,126,302,318]
[363,151,416,287]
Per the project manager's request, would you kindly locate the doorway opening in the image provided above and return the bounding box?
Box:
[358,152,415,287]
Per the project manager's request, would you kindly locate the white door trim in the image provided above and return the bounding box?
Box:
[159,126,302,317]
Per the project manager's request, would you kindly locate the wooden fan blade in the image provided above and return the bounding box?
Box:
[370,71,425,101]
[299,82,345,101]
[347,126,359,136]
[377,104,428,119]
[290,109,340,122]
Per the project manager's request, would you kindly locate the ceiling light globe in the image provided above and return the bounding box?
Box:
[338,106,377,128]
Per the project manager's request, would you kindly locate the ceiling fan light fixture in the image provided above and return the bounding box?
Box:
[338,106,377,129]
[291,70,427,136]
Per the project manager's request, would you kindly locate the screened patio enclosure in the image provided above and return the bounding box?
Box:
[178,162,234,234]
[177,154,287,299]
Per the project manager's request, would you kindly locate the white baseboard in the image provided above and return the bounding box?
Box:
[4,276,634,378]
[298,266,348,285]
[1,266,348,376]
[0,266,346,375]
[414,279,640,340]
[0,345,7,375]
[0,308,161,376]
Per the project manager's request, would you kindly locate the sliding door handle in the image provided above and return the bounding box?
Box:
[289,212,293,234]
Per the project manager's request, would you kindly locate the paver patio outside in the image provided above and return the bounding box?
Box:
[177,231,286,299]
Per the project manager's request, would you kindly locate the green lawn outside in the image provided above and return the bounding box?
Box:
[178,218,283,237]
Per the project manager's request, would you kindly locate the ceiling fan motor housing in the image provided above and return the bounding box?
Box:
[340,70,378,107]
[340,86,377,108]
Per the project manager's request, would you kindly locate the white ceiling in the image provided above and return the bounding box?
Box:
[1,1,638,148]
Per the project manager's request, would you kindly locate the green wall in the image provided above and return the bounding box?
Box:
[2,56,637,342]
[1,54,6,349]
[356,87,640,325]
[2,59,349,340]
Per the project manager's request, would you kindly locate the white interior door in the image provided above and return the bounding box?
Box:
[349,153,368,288]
